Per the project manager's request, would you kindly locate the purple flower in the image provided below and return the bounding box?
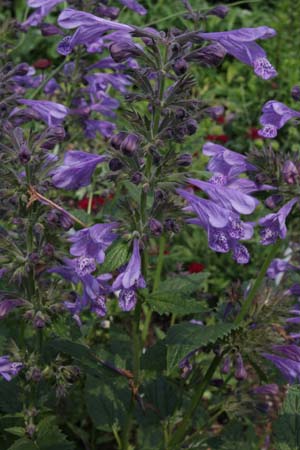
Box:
[188,178,259,215]
[58,8,134,32]
[197,27,277,80]
[117,0,147,15]
[258,101,300,138]
[69,223,119,263]
[267,258,299,279]
[234,353,247,380]
[51,151,107,190]
[84,120,116,139]
[251,384,279,395]
[90,295,107,317]
[0,356,22,381]
[112,239,146,311]
[0,299,24,319]
[259,198,298,245]
[262,345,300,383]
[282,160,299,184]
[203,142,257,177]
[18,99,68,127]
[21,0,64,29]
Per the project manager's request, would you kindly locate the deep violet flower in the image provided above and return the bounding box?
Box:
[18,99,68,127]
[58,8,134,32]
[0,299,24,319]
[267,258,299,279]
[21,0,64,29]
[112,239,146,311]
[197,27,277,80]
[0,356,23,381]
[258,101,300,138]
[68,223,118,263]
[251,384,279,396]
[51,151,107,190]
[259,198,298,245]
[118,0,147,15]
[234,353,247,380]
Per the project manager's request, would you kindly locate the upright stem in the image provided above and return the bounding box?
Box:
[234,240,280,325]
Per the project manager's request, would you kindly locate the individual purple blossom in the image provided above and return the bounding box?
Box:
[258,101,300,138]
[51,151,107,190]
[118,0,147,15]
[21,0,64,29]
[262,345,300,383]
[18,99,68,127]
[267,258,299,279]
[90,295,107,317]
[0,299,24,319]
[68,223,119,263]
[0,356,23,381]
[286,284,300,296]
[282,160,299,184]
[197,27,277,80]
[259,197,298,245]
[251,384,279,396]
[58,8,134,32]
[221,355,231,374]
[112,239,146,311]
[234,353,247,380]
[84,120,116,139]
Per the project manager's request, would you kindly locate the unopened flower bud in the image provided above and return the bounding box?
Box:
[60,213,73,230]
[185,118,198,135]
[33,311,46,329]
[173,58,188,76]
[43,243,54,257]
[110,131,127,150]
[40,23,62,36]
[221,355,231,374]
[96,5,120,19]
[175,108,187,119]
[154,189,167,203]
[148,218,163,236]
[234,353,247,380]
[109,157,123,171]
[282,160,298,184]
[120,134,140,156]
[177,153,192,167]
[110,41,142,63]
[18,143,31,164]
[150,147,161,165]
[26,424,36,438]
[206,5,229,18]
[265,194,283,209]
[291,85,300,101]
[186,43,226,67]
[131,172,142,184]
[15,63,30,75]
[63,62,75,77]
[164,218,180,233]
[29,252,39,264]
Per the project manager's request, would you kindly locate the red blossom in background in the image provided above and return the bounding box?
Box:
[187,262,205,273]
[33,59,52,69]
[206,134,229,144]
[77,194,113,211]
[247,127,260,140]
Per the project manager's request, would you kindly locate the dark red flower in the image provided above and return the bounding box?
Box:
[216,115,225,124]
[188,262,205,273]
[206,134,229,144]
[77,195,108,211]
[33,59,52,69]
[247,127,260,140]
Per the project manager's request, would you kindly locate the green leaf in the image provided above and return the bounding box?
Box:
[141,340,167,372]
[147,273,209,315]
[36,417,75,450]
[5,427,26,437]
[85,376,131,430]
[272,385,300,450]
[165,322,235,372]
[100,240,130,273]
[143,377,179,419]
[0,378,22,413]
[7,439,38,450]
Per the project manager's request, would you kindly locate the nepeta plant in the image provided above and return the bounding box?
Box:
[1,0,300,449]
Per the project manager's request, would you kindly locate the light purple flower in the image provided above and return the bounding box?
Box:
[203,142,257,177]
[188,178,259,215]
[69,223,118,263]
[18,99,68,127]
[0,356,23,381]
[84,120,116,139]
[262,345,300,383]
[251,384,279,395]
[258,101,300,138]
[259,197,298,245]
[234,353,247,380]
[58,8,134,32]
[22,0,64,29]
[51,151,107,190]
[197,27,277,80]
[267,258,299,279]
[112,239,146,311]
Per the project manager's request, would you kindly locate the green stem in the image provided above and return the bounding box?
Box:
[29,60,66,100]
[234,240,281,325]
[168,354,222,449]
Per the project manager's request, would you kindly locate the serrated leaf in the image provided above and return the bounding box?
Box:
[143,377,179,419]
[147,293,208,315]
[272,385,300,450]
[36,417,75,450]
[141,340,167,372]
[165,322,235,372]
[7,439,38,450]
[85,375,131,430]
[155,273,208,295]
[5,427,25,437]
[100,240,130,273]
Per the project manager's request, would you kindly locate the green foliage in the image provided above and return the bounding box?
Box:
[99,240,130,273]
[272,385,300,450]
